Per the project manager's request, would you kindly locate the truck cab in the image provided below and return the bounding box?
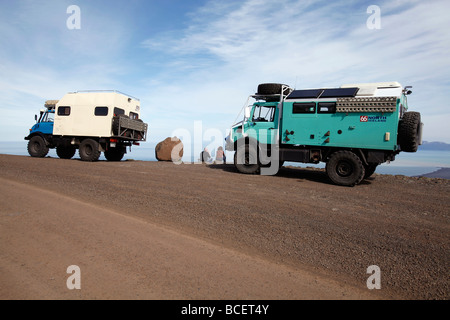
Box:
[245,101,279,145]
[226,82,423,186]
[31,106,55,136]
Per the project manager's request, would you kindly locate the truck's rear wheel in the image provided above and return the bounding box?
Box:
[79,139,101,162]
[27,136,49,158]
[398,112,421,152]
[56,145,76,159]
[234,144,260,174]
[326,151,365,186]
[104,148,125,161]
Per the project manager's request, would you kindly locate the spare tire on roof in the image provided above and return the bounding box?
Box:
[257,83,291,95]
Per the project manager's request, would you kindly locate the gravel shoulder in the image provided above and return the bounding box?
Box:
[0,154,448,299]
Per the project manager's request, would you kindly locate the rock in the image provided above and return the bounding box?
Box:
[155,137,183,162]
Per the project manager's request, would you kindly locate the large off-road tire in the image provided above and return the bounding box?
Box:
[79,139,101,162]
[326,151,365,187]
[398,112,421,152]
[234,143,260,174]
[257,83,291,95]
[364,163,378,179]
[104,148,125,162]
[56,145,76,159]
[27,136,49,158]
[112,114,130,136]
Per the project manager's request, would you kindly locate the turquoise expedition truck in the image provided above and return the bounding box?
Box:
[225,82,423,186]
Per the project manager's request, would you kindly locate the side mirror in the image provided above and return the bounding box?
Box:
[35,114,37,122]
[244,106,251,119]
[403,86,413,95]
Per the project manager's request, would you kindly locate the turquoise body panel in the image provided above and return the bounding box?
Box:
[280,100,400,151]
[231,100,401,151]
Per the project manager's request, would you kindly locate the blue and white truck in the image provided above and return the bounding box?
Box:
[225,82,423,186]
[25,90,148,162]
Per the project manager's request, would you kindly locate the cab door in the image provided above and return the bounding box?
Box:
[31,111,54,135]
[247,103,278,145]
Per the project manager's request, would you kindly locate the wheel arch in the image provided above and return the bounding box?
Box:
[234,136,263,154]
[25,132,48,142]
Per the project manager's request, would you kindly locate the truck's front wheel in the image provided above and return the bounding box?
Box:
[27,136,49,158]
[79,139,101,162]
[326,151,365,186]
[234,144,260,174]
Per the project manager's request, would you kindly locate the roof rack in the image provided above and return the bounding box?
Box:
[251,85,294,102]
[44,100,59,109]
[251,93,285,102]
[75,90,140,101]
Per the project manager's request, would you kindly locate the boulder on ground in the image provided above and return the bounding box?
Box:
[155,137,184,162]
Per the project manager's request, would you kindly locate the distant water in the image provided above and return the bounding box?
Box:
[284,149,450,177]
[1,141,449,178]
[0,140,158,162]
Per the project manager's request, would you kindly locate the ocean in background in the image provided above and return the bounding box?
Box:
[1,141,449,178]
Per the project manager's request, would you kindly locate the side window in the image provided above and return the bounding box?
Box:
[318,102,336,114]
[252,106,275,122]
[293,103,316,114]
[113,107,125,116]
[95,106,109,116]
[129,112,139,120]
[58,106,71,116]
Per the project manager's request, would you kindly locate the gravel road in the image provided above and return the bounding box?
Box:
[0,154,448,299]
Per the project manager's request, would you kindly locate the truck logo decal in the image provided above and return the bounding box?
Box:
[360,115,387,123]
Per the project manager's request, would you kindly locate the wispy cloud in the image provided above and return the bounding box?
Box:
[0,0,449,142]
[140,0,450,141]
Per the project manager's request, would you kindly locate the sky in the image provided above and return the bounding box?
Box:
[0,0,449,145]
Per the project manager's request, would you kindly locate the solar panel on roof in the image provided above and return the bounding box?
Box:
[320,87,359,98]
[286,89,323,99]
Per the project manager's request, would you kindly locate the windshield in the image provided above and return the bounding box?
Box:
[41,111,55,123]
[252,105,275,122]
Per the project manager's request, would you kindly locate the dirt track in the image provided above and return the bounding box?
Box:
[0,154,448,300]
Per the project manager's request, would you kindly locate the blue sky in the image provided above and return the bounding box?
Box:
[1,0,449,144]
